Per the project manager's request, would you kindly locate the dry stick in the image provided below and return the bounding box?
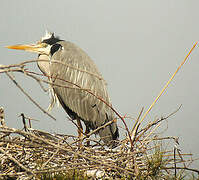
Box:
[137,42,198,135]
[140,123,161,147]
[176,148,187,169]
[70,119,117,146]
[0,63,47,92]
[5,72,56,121]
[86,119,116,138]
[19,113,27,132]
[28,118,32,128]
[145,136,180,143]
[174,146,177,178]
[22,115,40,128]
[0,67,24,73]
[163,166,199,174]
[0,107,5,127]
[6,58,105,82]
[130,108,144,145]
[131,107,144,135]
[163,153,193,157]
[137,105,182,140]
[0,63,25,69]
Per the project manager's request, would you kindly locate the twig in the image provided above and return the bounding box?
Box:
[5,72,56,121]
[1,59,105,82]
[0,107,5,127]
[138,42,198,126]
[131,107,144,135]
[136,105,182,142]
[19,113,27,132]
[163,166,199,174]
[174,146,177,178]
[87,119,116,138]
[130,107,144,145]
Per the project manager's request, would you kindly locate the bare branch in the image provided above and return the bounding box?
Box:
[5,72,56,121]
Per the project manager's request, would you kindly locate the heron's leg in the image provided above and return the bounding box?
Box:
[85,125,90,146]
[77,118,83,147]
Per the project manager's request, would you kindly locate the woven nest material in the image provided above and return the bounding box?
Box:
[0,114,197,180]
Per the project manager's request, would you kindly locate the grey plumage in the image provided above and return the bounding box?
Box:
[7,32,119,146]
[47,41,118,144]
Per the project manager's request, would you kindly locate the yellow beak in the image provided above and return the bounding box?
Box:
[6,43,50,55]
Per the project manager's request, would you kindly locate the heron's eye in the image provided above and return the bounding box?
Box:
[50,44,62,56]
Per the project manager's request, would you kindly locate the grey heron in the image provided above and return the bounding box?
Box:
[6,31,119,147]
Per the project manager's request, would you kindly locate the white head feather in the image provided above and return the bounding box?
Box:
[41,30,54,42]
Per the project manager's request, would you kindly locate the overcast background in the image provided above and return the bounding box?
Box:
[1,1,199,168]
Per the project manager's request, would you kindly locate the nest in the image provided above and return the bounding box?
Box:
[0,108,198,179]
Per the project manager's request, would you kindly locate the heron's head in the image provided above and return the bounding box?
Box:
[6,31,62,56]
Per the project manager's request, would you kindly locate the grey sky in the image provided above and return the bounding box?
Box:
[1,1,199,168]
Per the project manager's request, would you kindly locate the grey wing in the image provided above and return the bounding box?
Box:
[49,41,118,143]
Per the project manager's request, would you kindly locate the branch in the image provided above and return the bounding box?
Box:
[138,42,198,125]
[5,72,56,121]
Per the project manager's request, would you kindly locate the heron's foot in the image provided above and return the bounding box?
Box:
[77,119,83,148]
[77,131,83,148]
[85,125,90,147]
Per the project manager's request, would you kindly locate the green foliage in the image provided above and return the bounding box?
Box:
[38,169,88,180]
[146,147,164,178]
